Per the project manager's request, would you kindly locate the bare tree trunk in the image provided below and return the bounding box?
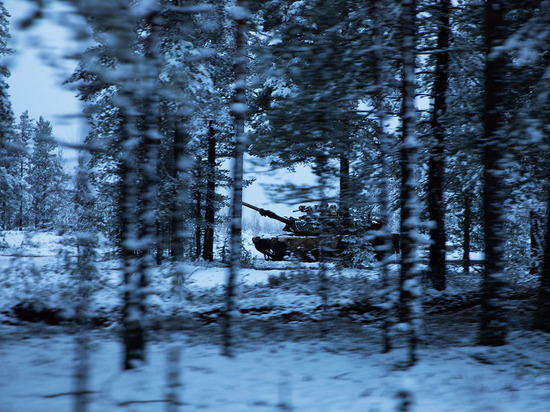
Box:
[122,4,162,369]
[479,0,508,346]
[120,131,145,369]
[193,168,202,260]
[399,0,422,367]
[170,122,186,260]
[339,154,351,229]
[534,192,550,332]
[462,192,471,274]
[156,219,162,265]
[73,153,97,412]
[530,210,542,275]
[314,155,331,336]
[203,120,216,261]
[222,0,248,357]
[372,0,394,354]
[19,159,24,230]
[427,0,451,291]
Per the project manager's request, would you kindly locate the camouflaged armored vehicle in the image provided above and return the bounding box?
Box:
[243,202,347,261]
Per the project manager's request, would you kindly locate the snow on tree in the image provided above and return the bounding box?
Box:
[27,116,68,229]
[222,0,249,357]
[13,111,33,229]
[0,0,16,230]
[398,0,423,367]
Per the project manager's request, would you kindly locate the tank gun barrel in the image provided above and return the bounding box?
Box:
[242,202,294,226]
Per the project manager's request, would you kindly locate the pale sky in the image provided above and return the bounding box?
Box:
[4,0,84,166]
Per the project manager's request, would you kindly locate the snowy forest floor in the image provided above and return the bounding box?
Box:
[1,231,549,411]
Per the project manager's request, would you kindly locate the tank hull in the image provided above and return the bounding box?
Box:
[252,235,345,261]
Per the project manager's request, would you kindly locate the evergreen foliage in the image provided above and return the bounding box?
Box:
[0,0,15,230]
[27,117,68,229]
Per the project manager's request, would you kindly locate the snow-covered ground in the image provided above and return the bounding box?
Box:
[1,326,549,411]
[1,231,549,411]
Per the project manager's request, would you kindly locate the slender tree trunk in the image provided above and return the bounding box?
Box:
[427,0,451,291]
[372,0,393,354]
[122,5,162,369]
[18,204,23,230]
[170,122,186,260]
[530,210,542,275]
[462,192,471,274]
[73,153,97,412]
[121,129,145,370]
[479,0,508,346]
[203,120,216,261]
[314,155,331,335]
[399,0,422,367]
[135,2,161,325]
[223,0,248,357]
[194,183,202,260]
[339,154,351,229]
[156,219,162,265]
[534,196,550,332]
[19,160,24,230]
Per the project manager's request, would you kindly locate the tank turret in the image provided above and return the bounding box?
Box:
[243,202,320,236]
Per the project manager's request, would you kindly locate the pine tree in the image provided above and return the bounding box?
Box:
[27,117,67,229]
[0,0,15,230]
[248,0,373,216]
[69,0,232,263]
[13,111,33,230]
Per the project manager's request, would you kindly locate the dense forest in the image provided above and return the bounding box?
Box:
[0,0,549,410]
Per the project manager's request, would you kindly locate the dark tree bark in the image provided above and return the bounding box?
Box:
[170,121,186,260]
[462,192,471,274]
[222,0,248,357]
[156,219,162,265]
[399,0,422,367]
[530,210,542,275]
[193,163,202,260]
[203,120,216,261]
[338,154,352,229]
[120,126,145,370]
[427,0,451,291]
[479,0,508,346]
[19,158,24,230]
[534,196,550,332]
[339,154,350,224]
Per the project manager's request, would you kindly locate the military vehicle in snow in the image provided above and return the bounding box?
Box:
[243,202,347,261]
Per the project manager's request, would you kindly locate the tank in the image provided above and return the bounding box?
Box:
[243,202,346,261]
